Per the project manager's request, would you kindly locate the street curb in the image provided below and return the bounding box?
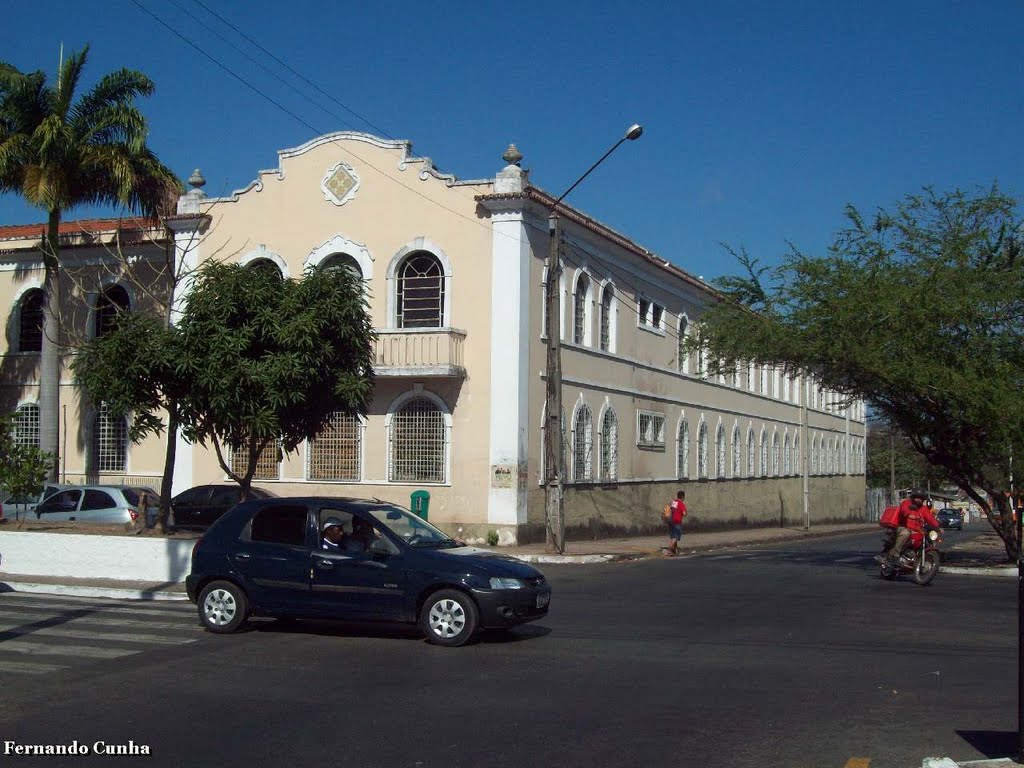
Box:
[940,566,1016,578]
[0,581,189,602]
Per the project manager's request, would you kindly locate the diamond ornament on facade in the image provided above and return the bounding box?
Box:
[321,161,361,206]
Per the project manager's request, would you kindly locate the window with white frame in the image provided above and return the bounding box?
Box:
[784,435,792,475]
[573,273,591,345]
[230,437,282,481]
[811,436,819,474]
[697,422,708,478]
[748,362,756,392]
[17,289,44,352]
[715,423,726,479]
[389,395,447,482]
[92,402,127,473]
[599,285,614,352]
[397,252,445,328]
[308,412,362,481]
[14,403,40,447]
[637,297,650,325]
[747,428,755,476]
[732,425,742,477]
[697,337,708,379]
[759,430,768,477]
[794,435,801,474]
[600,409,618,481]
[771,432,780,476]
[320,252,362,280]
[573,404,593,481]
[677,419,689,479]
[636,410,665,449]
[677,316,689,373]
[651,304,663,329]
[94,285,130,339]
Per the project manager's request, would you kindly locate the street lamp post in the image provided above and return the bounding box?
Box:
[544,123,643,554]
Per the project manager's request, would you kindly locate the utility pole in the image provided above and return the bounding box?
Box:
[544,124,643,554]
[801,375,809,530]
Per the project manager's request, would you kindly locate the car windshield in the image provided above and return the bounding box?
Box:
[366,506,458,548]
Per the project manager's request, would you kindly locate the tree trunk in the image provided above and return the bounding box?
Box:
[156,402,179,534]
[38,210,62,482]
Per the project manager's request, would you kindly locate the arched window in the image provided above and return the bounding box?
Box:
[697,421,708,479]
[573,273,591,346]
[13,403,40,447]
[573,403,593,481]
[319,253,362,280]
[759,429,768,477]
[794,435,801,474]
[811,436,819,475]
[246,258,284,280]
[677,419,690,479]
[771,432,780,476]
[841,438,848,474]
[397,252,444,328]
[17,288,44,352]
[677,315,689,374]
[600,408,617,481]
[715,423,726,479]
[732,425,742,477]
[94,285,130,338]
[389,394,448,483]
[747,428,755,477]
[599,284,615,352]
[92,402,127,473]
[784,435,792,475]
[308,411,363,481]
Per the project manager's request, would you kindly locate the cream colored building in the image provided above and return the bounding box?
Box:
[1,132,866,543]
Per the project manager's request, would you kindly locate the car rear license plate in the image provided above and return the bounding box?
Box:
[536,592,550,608]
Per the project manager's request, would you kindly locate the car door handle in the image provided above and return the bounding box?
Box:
[313,557,334,569]
[233,552,252,560]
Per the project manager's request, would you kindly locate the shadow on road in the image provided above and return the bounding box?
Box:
[956,730,1018,760]
[249,617,552,645]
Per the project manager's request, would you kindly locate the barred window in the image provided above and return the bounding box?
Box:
[697,422,708,478]
[397,252,444,328]
[308,412,362,481]
[18,289,44,352]
[389,395,447,483]
[771,432,780,477]
[747,429,755,477]
[759,431,768,477]
[92,402,127,473]
[784,435,792,475]
[600,286,614,352]
[14,403,40,447]
[231,438,282,480]
[637,411,665,449]
[732,426,742,477]
[677,420,690,479]
[600,409,618,481]
[573,404,593,481]
[94,285,130,338]
[715,423,726,479]
[320,252,362,279]
[794,436,801,475]
[811,436,819,475]
[573,273,590,345]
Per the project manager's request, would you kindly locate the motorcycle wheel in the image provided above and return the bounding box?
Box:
[880,565,896,581]
[913,550,940,586]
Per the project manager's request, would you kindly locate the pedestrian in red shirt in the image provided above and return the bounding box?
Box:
[664,490,687,556]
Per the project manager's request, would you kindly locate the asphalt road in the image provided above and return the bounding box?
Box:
[0,528,1016,768]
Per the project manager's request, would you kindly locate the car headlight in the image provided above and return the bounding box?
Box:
[489,577,524,590]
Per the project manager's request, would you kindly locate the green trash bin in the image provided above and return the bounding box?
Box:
[410,490,430,521]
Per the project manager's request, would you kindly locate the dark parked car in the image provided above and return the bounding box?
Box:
[186,498,551,646]
[172,484,275,529]
[936,507,963,531]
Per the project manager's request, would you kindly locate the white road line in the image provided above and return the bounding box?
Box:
[0,641,140,659]
[0,598,194,618]
[835,556,867,563]
[0,623,198,645]
[0,609,200,633]
[0,659,68,675]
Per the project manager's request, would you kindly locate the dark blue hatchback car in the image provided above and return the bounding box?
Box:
[186,497,551,647]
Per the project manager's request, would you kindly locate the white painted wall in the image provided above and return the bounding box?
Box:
[0,532,194,582]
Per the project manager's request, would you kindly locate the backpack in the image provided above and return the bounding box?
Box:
[879,506,900,529]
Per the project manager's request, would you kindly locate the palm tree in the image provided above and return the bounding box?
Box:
[0,46,181,480]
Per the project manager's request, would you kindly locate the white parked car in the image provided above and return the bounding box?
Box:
[33,486,159,524]
[1,484,78,521]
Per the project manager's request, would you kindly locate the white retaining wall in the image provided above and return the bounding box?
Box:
[0,532,194,582]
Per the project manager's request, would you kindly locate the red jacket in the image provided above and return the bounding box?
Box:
[898,499,940,533]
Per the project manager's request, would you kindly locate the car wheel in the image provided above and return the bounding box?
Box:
[419,589,479,647]
[198,580,249,633]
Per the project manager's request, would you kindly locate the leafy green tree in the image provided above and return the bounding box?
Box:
[0,414,52,522]
[865,419,950,491]
[696,188,1024,558]
[0,46,180,480]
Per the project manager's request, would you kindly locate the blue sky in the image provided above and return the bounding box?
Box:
[2,0,1021,281]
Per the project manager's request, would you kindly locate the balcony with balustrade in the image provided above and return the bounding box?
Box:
[372,328,467,378]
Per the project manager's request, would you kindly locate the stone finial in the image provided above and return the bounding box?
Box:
[187,168,206,190]
[502,143,523,167]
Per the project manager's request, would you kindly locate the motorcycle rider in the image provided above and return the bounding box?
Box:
[876,490,940,566]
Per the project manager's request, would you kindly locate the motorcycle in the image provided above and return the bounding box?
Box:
[879,525,941,585]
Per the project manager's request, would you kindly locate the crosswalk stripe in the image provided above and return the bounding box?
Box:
[0,640,140,659]
[0,623,198,645]
[0,659,69,676]
[0,598,194,618]
[0,609,200,633]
